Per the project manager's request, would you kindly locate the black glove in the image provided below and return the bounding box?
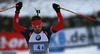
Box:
[15,2,23,13]
[53,3,60,13]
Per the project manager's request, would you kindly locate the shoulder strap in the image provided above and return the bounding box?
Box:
[43,29,48,36]
[29,29,34,37]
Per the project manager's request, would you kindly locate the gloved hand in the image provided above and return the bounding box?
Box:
[15,2,23,13]
[53,3,60,13]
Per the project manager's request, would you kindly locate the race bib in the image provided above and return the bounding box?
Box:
[33,44,45,52]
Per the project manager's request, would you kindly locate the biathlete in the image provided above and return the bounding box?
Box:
[13,2,64,54]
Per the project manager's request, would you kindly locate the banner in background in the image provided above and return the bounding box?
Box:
[0,32,28,51]
[50,27,89,48]
[91,25,100,44]
[0,27,90,51]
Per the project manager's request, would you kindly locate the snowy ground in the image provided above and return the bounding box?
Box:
[0,0,100,18]
[17,45,100,54]
[0,45,99,54]
[22,45,100,54]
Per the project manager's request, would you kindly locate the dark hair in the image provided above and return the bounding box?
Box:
[31,16,41,21]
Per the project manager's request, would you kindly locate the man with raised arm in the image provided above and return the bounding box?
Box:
[13,2,64,54]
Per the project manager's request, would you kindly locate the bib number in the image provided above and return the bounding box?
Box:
[33,44,45,51]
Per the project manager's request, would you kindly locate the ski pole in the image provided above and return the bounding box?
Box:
[0,5,18,12]
[58,6,96,21]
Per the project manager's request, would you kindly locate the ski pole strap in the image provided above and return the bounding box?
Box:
[0,5,18,12]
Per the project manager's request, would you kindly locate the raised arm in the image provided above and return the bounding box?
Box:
[13,2,25,32]
[52,3,64,32]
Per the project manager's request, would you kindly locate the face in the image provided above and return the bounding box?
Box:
[32,25,42,33]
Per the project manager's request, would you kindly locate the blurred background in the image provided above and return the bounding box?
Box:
[0,0,100,54]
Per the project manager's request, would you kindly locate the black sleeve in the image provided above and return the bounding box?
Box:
[20,28,30,43]
[43,27,57,42]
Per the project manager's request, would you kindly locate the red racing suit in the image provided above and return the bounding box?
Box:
[13,12,64,54]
